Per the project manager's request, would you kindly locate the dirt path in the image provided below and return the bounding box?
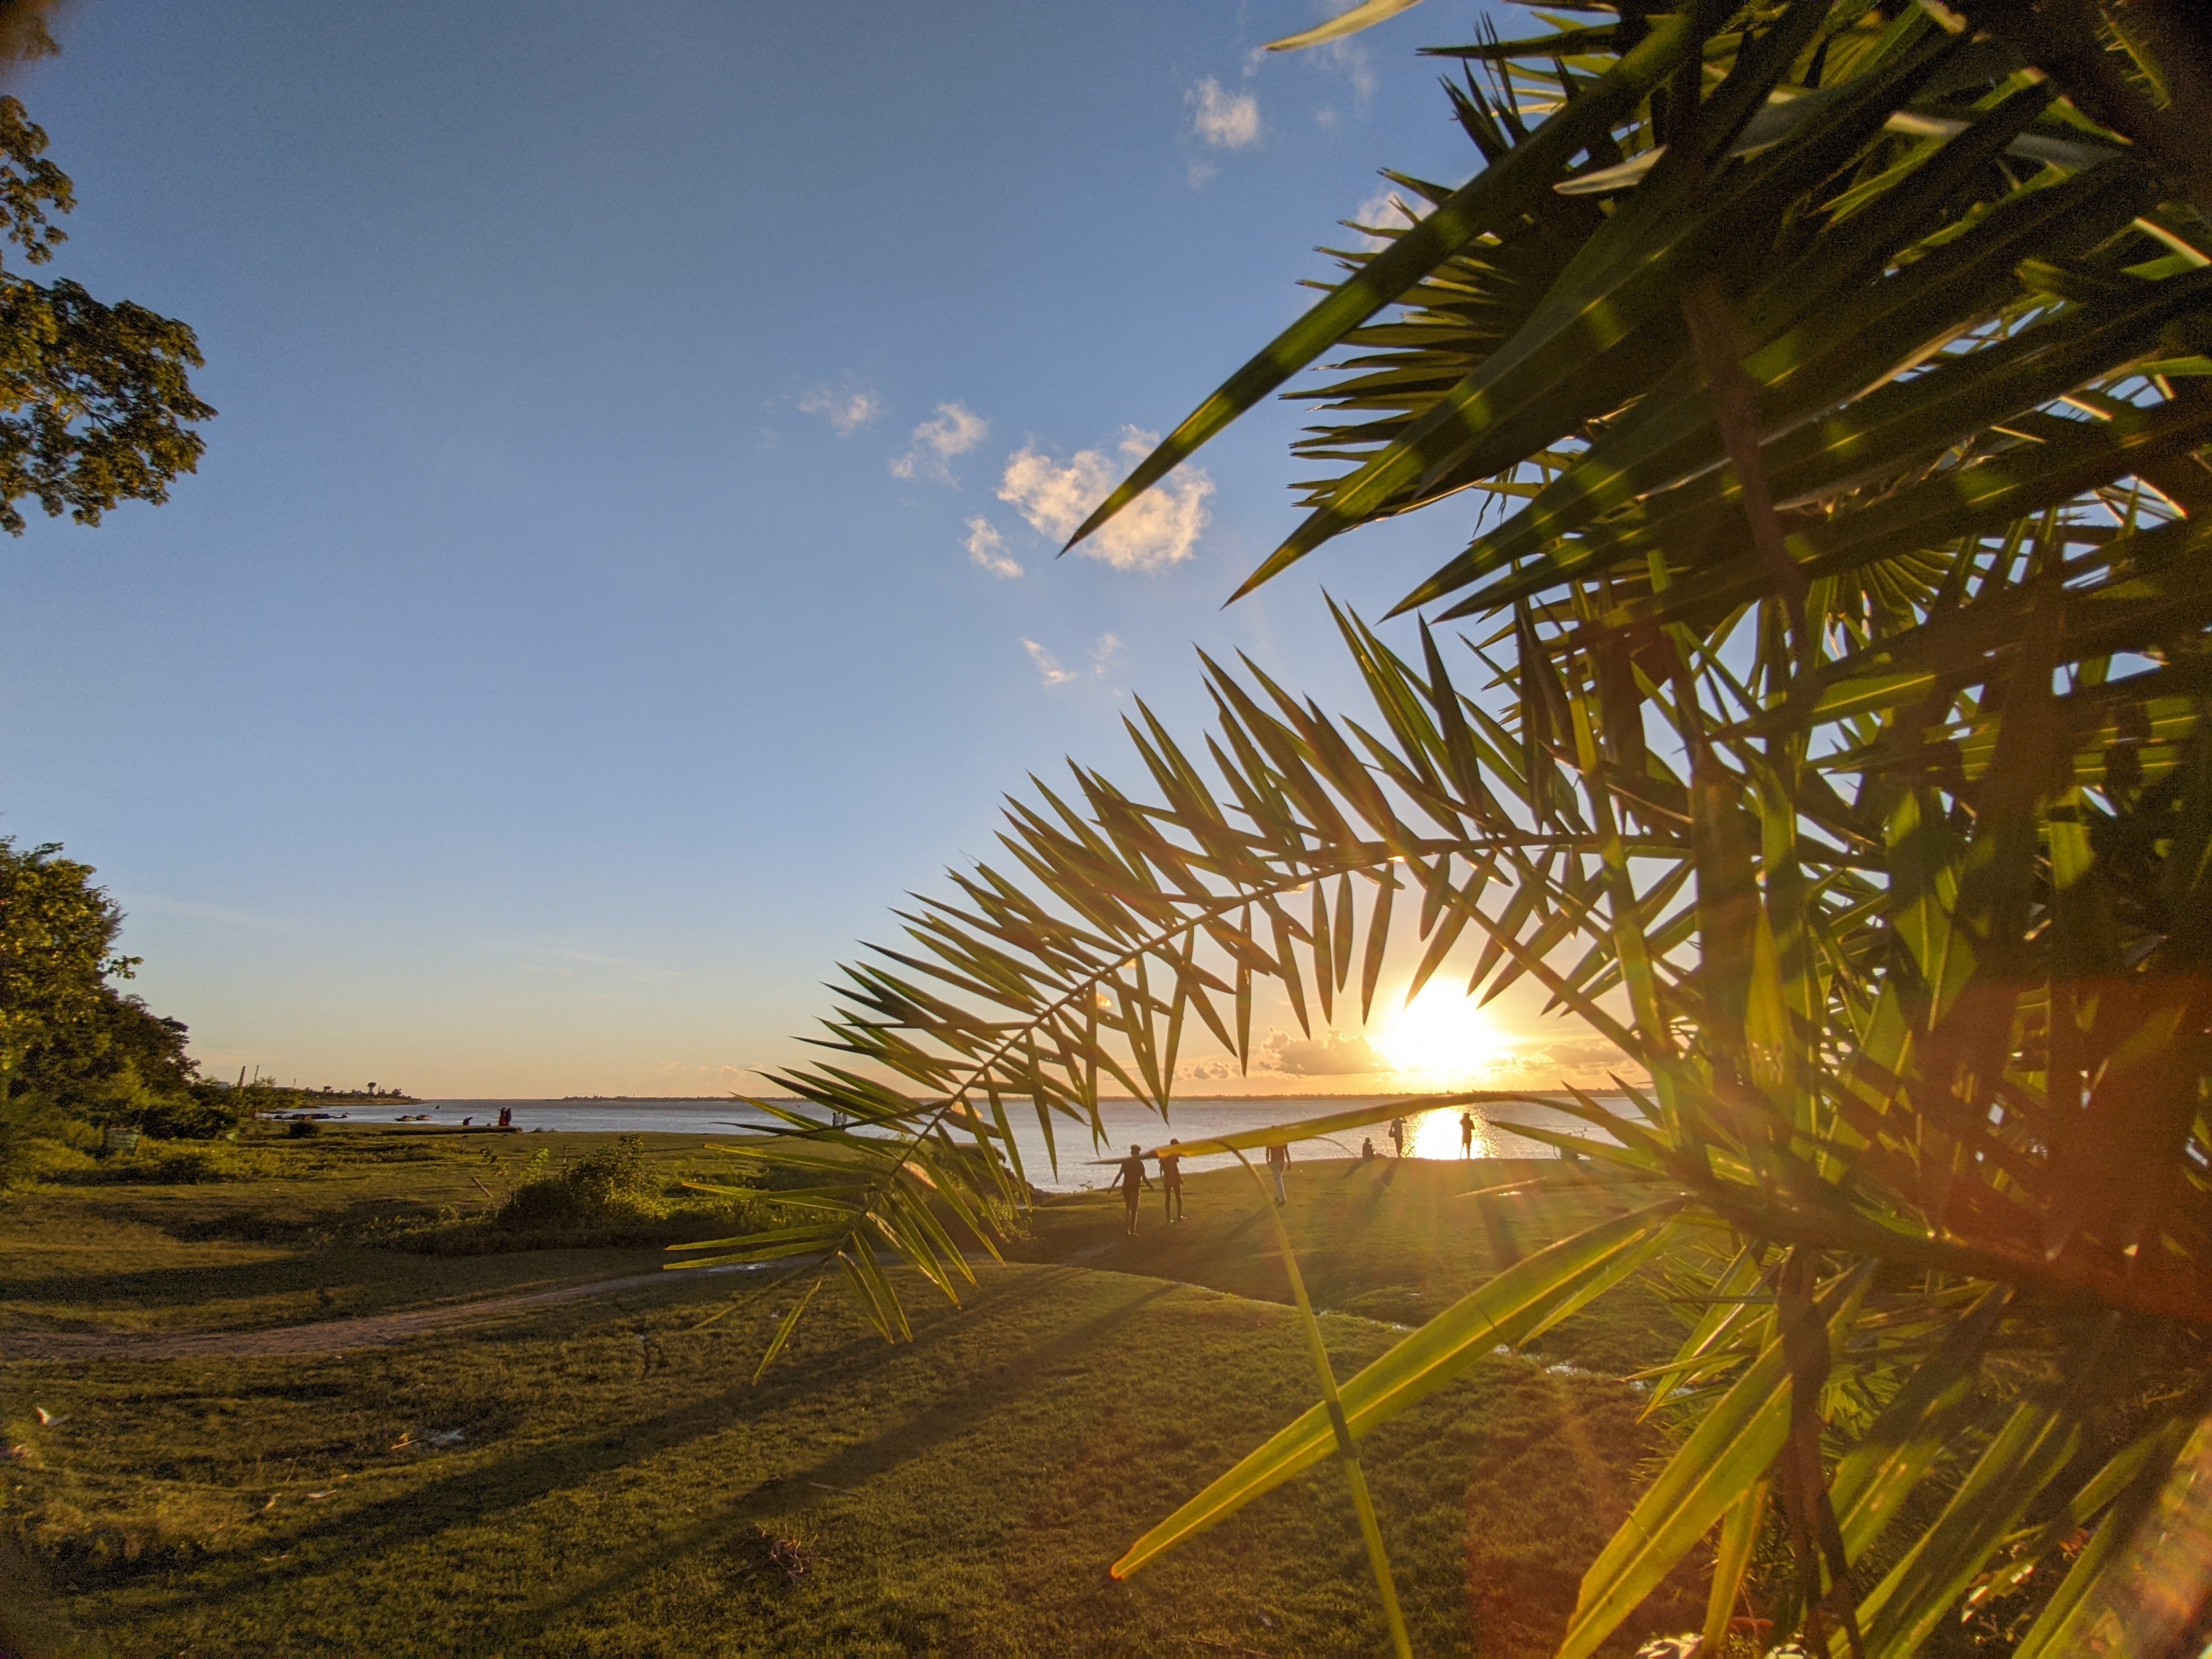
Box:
[0,1262,769,1364]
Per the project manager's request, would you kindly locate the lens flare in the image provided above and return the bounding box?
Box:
[1370,983,1497,1085]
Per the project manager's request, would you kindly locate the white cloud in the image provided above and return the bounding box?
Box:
[1349,187,1422,249]
[964,517,1023,579]
[1022,638,1077,688]
[799,384,881,435]
[1327,40,1379,105]
[1188,77,1260,149]
[997,427,1211,573]
[1181,1056,1240,1083]
[892,401,989,484]
[1089,632,1123,672]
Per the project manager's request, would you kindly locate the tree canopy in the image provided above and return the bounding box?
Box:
[0,837,223,1150]
[0,92,213,535]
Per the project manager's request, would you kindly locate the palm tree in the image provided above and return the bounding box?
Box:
[684,2,2212,1651]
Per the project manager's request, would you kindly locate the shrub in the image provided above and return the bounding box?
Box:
[133,1083,251,1141]
[497,1134,664,1230]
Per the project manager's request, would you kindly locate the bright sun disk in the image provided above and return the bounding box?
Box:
[1371,983,1496,1083]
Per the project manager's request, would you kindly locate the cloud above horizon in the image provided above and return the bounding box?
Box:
[798,383,881,435]
[1256,1027,1386,1076]
[997,427,1210,573]
[1188,77,1260,149]
[964,517,1022,578]
[1347,187,1422,249]
[1022,638,1077,688]
[893,401,989,484]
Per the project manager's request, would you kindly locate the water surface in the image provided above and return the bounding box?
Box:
[306,1095,1616,1192]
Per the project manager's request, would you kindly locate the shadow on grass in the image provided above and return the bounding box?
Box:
[482,1271,1181,1647]
[1,1245,654,1329]
[114,1265,1173,1638]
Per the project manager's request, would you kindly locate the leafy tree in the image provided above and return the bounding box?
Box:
[0,836,135,1103]
[0,19,212,534]
[707,2,2212,1652]
[0,837,215,1155]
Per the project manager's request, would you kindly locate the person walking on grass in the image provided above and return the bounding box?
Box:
[1459,1110,1477,1159]
[1160,1137,1185,1224]
[1265,1139,1291,1206]
[1114,1142,1152,1236]
[1389,1115,1406,1159]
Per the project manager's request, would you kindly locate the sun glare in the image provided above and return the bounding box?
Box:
[1370,983,1498,1085]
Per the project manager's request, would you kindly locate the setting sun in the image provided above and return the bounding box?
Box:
[1370,982,1499,1084]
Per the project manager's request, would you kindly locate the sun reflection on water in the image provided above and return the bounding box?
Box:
[1403,1106,1498,1161]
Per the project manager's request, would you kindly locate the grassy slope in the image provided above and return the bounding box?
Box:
[1,1129,747,1337]
[2,1133,1703,1657]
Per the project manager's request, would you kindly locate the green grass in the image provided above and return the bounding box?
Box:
[2,1134,1705,1656]
[0,1126,759,1337]
[1012,1156,1682,1376]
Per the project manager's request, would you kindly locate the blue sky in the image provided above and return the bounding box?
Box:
[0,0,1604,1097]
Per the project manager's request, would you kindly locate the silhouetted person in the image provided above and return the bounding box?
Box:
[1459,1110,1477,1159]
[1389,1116,1406,1158]
[1266,1139,1291,1206]
[1114,1142,1152,1235]
[1361,1136,1377,1162]
[1160,1137,1185,1223]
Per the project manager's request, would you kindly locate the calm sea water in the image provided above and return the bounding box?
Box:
[299,1095,1615,1193]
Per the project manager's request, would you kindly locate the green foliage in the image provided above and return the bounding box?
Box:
[0,837,133,1091]
[499,1134,669,1231]
[0,837,216,1174]
[0,93,212,533]
[725,1,2212,1651]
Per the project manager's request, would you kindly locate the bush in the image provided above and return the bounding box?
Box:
[3,1135,97,1183]
[133,1083,251,1142]
[496,1134,664,1231]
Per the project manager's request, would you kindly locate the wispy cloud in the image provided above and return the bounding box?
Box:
[1022,638,1077,688]
[115,892,290,932]
[997,427,1211,573]
[1347,187,1422,249]
[514,940,681,983]
[1089,632,1123,672]
[1326,39,1379,105]
[1189,77,1261,150]
[964,516,1023,579]
[798,383,882,436]
[892,401,989,484]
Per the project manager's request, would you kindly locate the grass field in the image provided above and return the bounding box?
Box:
[2,1126,1705,1657]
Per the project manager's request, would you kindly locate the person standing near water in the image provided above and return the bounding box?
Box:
[1389,1116,1406,1159]
[1160,1137,1185,1224]
[1265,1139,1291,1206]
[1114,1142,1152,1236]
[1459,1110,1477,1159]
